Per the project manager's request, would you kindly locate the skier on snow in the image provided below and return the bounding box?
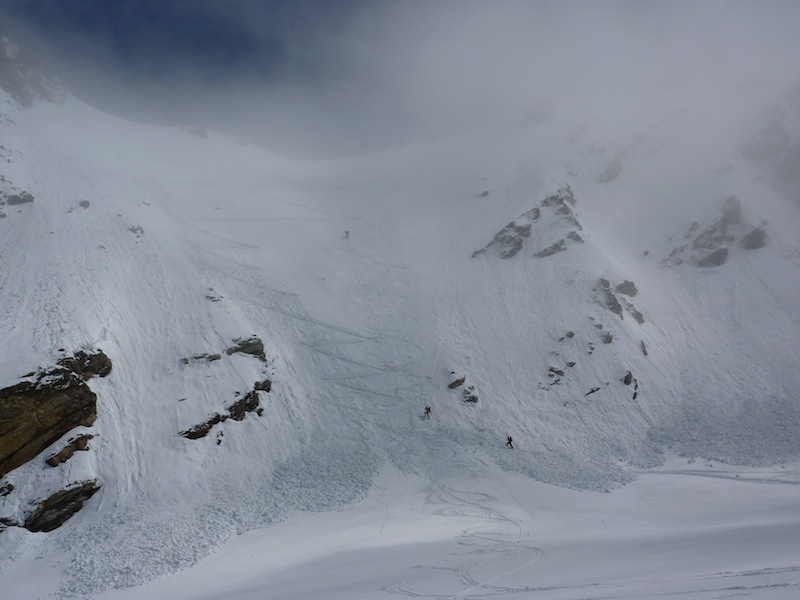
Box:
[506,436,513,449]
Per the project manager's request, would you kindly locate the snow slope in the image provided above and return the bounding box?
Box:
[0,76,799,599]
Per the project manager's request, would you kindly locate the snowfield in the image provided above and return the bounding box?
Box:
[0,79,799,599]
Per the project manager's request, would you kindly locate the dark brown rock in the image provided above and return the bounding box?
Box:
[57,349,112,380]
[535,239,567,258]
[448,377,466,389]
[46,434,93,467]
[741,227,767,250]
[462,386,479,403]
[24,480,100,532]
[226,336,267,362]
[540,186,576,207]
[567,231,584,243]
[472,207,540,258]
[6,191,33,205]
[692,221,727,251]
[473,187,576,259]
[229,391,260,421]
[181,353,222,365]
[180,386,264,439]
[254,379,272,392]
[181,414,224,440]
[615,280,638,297]
[0,370,97,477]
[696,247,728,267]
[628,307,645,324]
[593,278,623,317]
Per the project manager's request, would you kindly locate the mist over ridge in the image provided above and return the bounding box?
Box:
[2,1,800,158]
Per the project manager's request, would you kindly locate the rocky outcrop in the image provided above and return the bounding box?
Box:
[461,385,479,403]
[592,278,646,323]
[0,516,17,533]
[181,352,222,365]
[226,336,267,363]
[229,390,262,420]
[615,280,638,297]
[741,227,767,249]
[183,336,266,366]
[473,186,581,259]
[622,370,640,399]
[567,231,584,243]
[179,338,270,440]
[0,350,110,477]
[180,383,269,440]
[446,373,478,402]
[593,278,623,317]
[448,376,466,389]
[696,247,729,268]
[46,434,93,467]
[665,196,765,267]
[0,372,96,477]
[57,350,112,380]
[254,379,272,392]
[23,480,100,532]
[0,177,35,214]
[535,239,567,258]
[472,209,538,258]
[5,191,33,205]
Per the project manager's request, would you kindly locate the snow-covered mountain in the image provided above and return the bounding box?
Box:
[1,33,799,599]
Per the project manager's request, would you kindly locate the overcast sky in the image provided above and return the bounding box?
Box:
[2,0,799,157]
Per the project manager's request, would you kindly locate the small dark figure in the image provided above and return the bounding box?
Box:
[506,436,513,449]
[424,406,431,418]
[344,230,350,239]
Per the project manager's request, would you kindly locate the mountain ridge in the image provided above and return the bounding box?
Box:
[0,61,799,596]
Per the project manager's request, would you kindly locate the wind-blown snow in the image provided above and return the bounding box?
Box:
[0,83,799,599]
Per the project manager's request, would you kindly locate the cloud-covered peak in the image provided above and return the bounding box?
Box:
[0,27,63,107]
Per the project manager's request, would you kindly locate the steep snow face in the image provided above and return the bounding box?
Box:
[0,82,799,596]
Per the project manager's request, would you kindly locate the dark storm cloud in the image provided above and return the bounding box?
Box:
[2,1,800,157]
[2,0,282,79]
